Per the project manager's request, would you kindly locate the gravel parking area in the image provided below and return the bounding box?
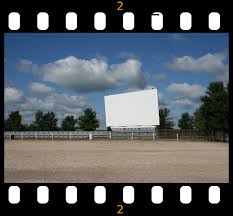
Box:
[4,139,229,183]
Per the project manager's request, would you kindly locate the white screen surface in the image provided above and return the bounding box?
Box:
[104,89,160,128]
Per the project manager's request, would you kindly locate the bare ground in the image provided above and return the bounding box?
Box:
[4,139,229,183]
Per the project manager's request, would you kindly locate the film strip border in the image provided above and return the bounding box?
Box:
[2,6,231,210]
[4,184,229,208]
[4,9,229,32]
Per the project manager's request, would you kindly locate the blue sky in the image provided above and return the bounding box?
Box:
[4,33,229,128]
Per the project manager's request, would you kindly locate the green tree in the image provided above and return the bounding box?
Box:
[194,81,228,136]
[194,107,205,134]
[226,83,229,133]
[20,124,28,131]
[157,108,175,129]
[4,119,10,131]
[61,115,78,131]
[33,111,58,131]
[77,108,100,131]
[178,112,194,129]
[42,112,58,131]
[34,110,44,130]
[27,123,37,131]
[4,111,22,131]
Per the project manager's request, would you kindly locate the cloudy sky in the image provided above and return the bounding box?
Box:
[4,33,229,128]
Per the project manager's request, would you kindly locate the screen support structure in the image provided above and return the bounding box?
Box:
[109,126,157,141]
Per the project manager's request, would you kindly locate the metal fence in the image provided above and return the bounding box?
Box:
[4,129,228,142]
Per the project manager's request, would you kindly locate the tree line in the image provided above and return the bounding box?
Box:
[157,81,228,137]
[4,108,100,131]
[4,81,228,136]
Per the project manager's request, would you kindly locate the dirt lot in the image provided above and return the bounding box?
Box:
[4,139,229,183]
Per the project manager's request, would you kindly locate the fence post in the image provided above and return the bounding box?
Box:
[21,132,23,140]
[89,132,93,140]
[35,132,37,140]
[10,133,11,140]
[176,133,179,142]
[131,132,134,140]
[52,132,53,140]
[109,132,112,140]
[153,132,155,140]
[70,132,72,140]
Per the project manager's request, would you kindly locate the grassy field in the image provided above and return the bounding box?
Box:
[4,139,229,183]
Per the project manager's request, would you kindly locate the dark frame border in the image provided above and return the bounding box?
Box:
[1,3,231,212]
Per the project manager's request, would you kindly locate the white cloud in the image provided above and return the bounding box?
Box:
[20,93,87,116]
[19,56,147,93]
[158,83,205,110]
[5,86,88,124]
[158,93,196,110]
[170,98,194,109]
[124,84,156,93]
[29,82,54,96]
[17,59,39,73]
[145,85,156,90]
[167,83,206,99]
[167,51,229,82]
[154,74,166,82]
[110,58,146,89]
[96,112,106,129]
[169,33,186,41]
[158,92,170,108]
[4,87,24,103]
[118,51,138,59]
[42,56,115,92]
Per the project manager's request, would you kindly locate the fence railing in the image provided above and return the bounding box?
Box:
[4,129,228,142]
